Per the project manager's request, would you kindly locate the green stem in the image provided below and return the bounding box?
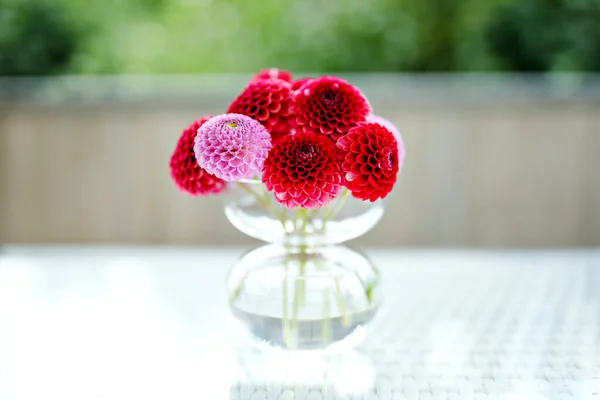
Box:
[236,182,287,229]
[229,284,242,305]
[320,189,351,231]
[296,209,311,313]
[333,277,351,327]
[290,247,309,348]
[322,287,331,344]
[283,260,292,347]
[299,208,311,234]
[298,256,306,308]
[283,195,354,347]
[292,273,301,345]
[294,208,303,232]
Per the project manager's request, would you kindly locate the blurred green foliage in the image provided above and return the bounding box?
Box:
[1,0,598,75]
[487,0,600,72]
[0,0,80,75]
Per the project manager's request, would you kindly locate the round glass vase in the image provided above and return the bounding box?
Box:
[224,180,383,350]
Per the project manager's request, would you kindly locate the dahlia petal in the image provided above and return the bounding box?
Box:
[360,144,372,153]
[294,77,370,139]
[368,155,378,167]
[291,77,313,92]
[285,198,298,208]
[311,191,328,202]
[243,153,255,164]
[357,154,369,164]
[221,152,235,161]
[228,79,293,140]
[360,164,373,174]
[338,122,399,200]
[275,192,289,200]
[320,125,334,135]
[169,118,227,196]
[229,157,244,167]
[367,115,405,169]
[281,179,293,190]
[194,114,271,182]
[303,185,316,195]
[359,133,372,144]
[252,68,293,83]
[269,102,282,113]
[288,188,302,197]
[349,142,361,152]
[294,180,306,189]
[256,108,269,120]
[262,132,343,209]
[356,174,369,186]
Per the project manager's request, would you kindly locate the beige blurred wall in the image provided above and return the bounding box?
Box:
[1,75,599,247]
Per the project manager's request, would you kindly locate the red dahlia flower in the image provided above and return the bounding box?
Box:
[263,133,343,209]
[291,77,313,92]
[228,78,294,140]
[170,117,226,196]
[337,122,399,201]
[294,76,371,140]
[252,68,293,83]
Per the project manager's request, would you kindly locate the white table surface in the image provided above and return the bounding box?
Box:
[1,246,599,400]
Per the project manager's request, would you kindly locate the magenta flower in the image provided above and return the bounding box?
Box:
[367,114,406,170]
[194,113,272,181]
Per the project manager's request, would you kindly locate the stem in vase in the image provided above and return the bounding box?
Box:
[292,273,301,346]
[322,286,332,344]
[235,182,288,229]
[320,189,351,231]
[298,254,306,308]
[333,276,352,327]
[283,260,292,347]
[282,194,358,348]
[300,209,310,233]
[288,212,312,349]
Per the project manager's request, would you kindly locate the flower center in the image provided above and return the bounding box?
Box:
[227,122,239,128]
[297,144,316,162]
[320,89,339,105]
[380,148,395,171]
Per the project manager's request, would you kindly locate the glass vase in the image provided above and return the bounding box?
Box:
[224,180,383,350]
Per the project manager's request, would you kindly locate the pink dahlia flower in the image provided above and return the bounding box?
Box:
[366,114,406,170]
[194,113,271,182]
[169,116,226,196]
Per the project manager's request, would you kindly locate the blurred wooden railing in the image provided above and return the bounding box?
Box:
[1,74,599,247]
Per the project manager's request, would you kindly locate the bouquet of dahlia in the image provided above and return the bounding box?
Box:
[170,68,405,237]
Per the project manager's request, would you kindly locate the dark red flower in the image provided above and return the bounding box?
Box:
[170,116,226,196]
[337,122,399,201]
[252,68,293,83]
[228,78,294,141]
[294,76,371,140]
[263,133,343,209]
[291,77,313,92]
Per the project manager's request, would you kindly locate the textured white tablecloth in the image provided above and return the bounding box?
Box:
[0,246,599,400]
